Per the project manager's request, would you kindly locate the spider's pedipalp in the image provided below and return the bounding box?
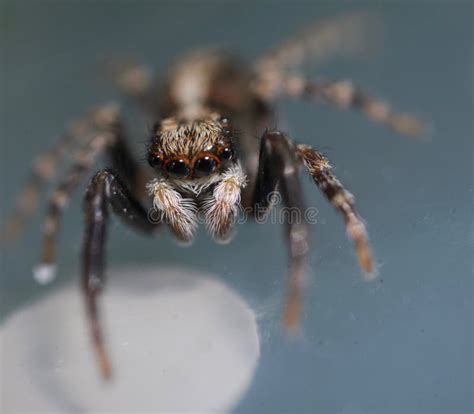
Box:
[202,162,247,242]
[146,178,198,243]
[296,144,376,281]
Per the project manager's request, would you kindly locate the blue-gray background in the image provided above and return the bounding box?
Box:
[1,1,472,413]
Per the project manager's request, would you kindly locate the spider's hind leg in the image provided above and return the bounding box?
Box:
[1,105,124,244]
[35,131,114,283]
[36,107,150,283]
[252,130,310,330]
[255,12,379,80]
[1,118,92,243]
[104,58,157,114]
[275,75,425,137]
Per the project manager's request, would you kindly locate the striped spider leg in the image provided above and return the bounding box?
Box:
[253,12,425,138]
[252,131,374,330]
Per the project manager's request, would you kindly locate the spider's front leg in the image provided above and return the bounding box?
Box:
[252,131,310,330]
[83,169,160,379]
[296,144,375,279]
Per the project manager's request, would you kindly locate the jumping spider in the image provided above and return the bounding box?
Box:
[2,13,424,379]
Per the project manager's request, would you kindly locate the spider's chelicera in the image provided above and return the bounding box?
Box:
[2,12,425,380]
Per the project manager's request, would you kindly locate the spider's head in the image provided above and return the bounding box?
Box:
[147,112,236,181]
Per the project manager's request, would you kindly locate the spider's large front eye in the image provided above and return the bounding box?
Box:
[148,153,163,169]
[218,146,234,161]
[194,155,218,177]
[165,158,190,178]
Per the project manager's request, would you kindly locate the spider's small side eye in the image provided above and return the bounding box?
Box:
[194,155,218,177]
[222,128,232,138]
[148,153,163,168]
[220,116,230,126]
[165,158,190,178]
[219,146,234,160]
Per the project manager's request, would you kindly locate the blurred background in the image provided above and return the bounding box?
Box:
[1,1,472,413]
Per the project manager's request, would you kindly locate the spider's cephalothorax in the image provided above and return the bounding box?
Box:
[145,111,246,243]
[2,12,425,380]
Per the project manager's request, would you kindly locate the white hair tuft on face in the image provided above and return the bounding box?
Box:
[146,179,198,242]
[146,163,246,242]
[170,173,222,196]
[202,163,247,240]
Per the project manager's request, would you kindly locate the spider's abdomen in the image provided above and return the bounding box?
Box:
[159,49,262,120]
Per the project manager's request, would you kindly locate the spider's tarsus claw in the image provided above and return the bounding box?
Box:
[363,270,378,283]
[359,252,377,282]
[97,345,113,381]
[345,213,377,281]
[354,239,377,282]
[33,263,57,285]
[354,239,375,276]
[90,316,113,381]
[283,299,302,334]
[281,267,302,331]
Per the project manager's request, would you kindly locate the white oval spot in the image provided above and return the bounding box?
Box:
[32,263,57,285]
[1,266,260,413]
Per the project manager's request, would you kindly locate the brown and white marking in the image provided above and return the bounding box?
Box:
[202,162,247,241]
